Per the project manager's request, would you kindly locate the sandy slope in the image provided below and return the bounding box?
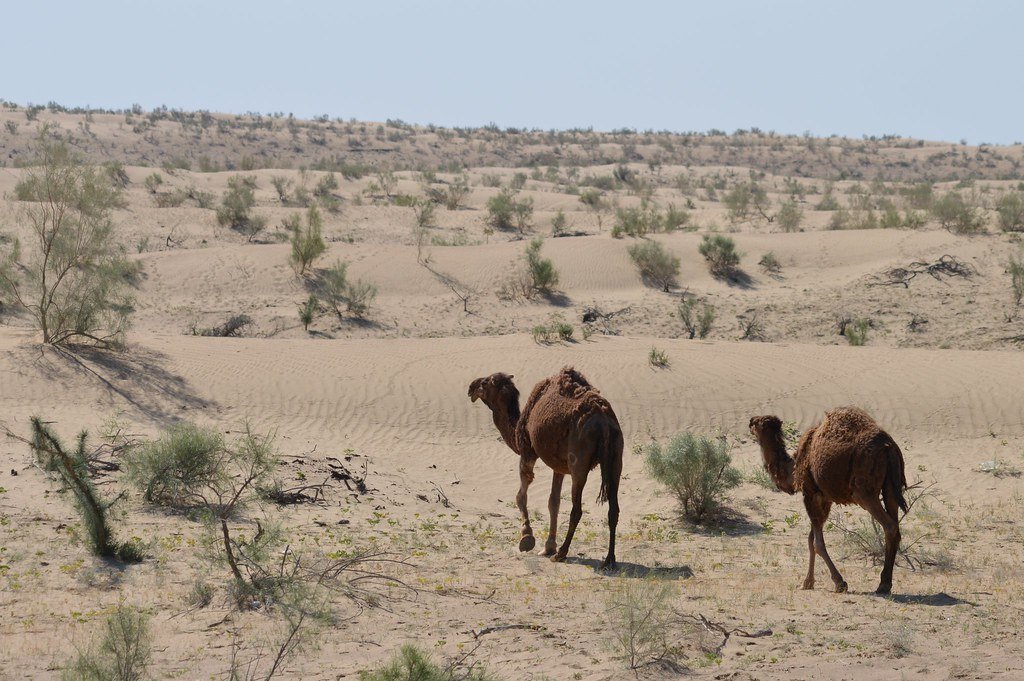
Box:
[2,331,1023,679]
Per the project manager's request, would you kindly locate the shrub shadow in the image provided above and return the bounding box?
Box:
[681,508,764,537]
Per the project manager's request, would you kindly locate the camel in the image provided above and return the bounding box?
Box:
[748,407,908,595]
[468,367,623,568]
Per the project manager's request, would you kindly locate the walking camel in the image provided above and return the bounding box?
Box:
[748,407,908,594]
[468,367,623,568]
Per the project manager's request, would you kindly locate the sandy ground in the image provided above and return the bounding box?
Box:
[1,115,1023,679]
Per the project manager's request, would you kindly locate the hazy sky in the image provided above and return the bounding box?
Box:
[6,1,1022,143]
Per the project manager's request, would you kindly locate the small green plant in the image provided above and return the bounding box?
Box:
[931,191,986,234]
[358,645,497,681]
[525,237,559,294]
[648,347,669,368]
[758,251,781,274]
[1008,252,1024,311]
[125,422,228,509]
[844,318,870,346]
[644,432,742,522]
[299,294,318,331]
[698,234,741,279]
[26,418,143,562]
[288,206,327,275]
[628,240,680,292]
[319,261,377,318]
[550,209,568,236]
[62,604,151,681]
[143,172,163,194]
[678,298,715,339]
[605,580,679,670]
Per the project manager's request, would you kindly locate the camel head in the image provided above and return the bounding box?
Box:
[748,415,782,440]
[468,372,517,407]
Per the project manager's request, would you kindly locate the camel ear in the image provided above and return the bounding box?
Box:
[507,374,513,380]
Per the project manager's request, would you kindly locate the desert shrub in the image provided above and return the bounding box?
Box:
[487,188,533,233]
[320,261,377,318]
[442,173,470,210]
[510,172,527,190]
[271,175,291,203]
[648,347,669,368]
[314,172,341,213]
[62,604,151,681]
[605,580,679,670]
[125,423,226,508]
[1009,252,1024,309]
[844,318,869,346]
[289,206,327,275]
[722,183,753,222]
[524,238,559,294]
[216,175,266,241]
[644,432,742,522]
[611,204,661,238]
[550,208,568,236]
[143,172,163,194]
[758,251,781,274]
[481,173,502,188]
[698,234,741,278]
[533,322,573,343]
[154,189,187,208]
[554,322,573,341]
[27,418,143,562]
[776,198,803,232]
[103,162,130,189]
[0,139,133,347]
[578,189,604,209]
[190,314,253,337]
[531,325,553,344]
[931,191,986,234]
[997,192,1024,232]
[628,240,680,292]
[815,189,841,211]
[738,311,766,341]
[678,298,715,339]
[662,203,690,232]
[358,645,497,681]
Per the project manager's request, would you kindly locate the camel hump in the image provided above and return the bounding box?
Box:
[820,406,883,439]
[557,366,596,399]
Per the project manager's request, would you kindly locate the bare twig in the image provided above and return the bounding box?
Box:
[869,255,975,288]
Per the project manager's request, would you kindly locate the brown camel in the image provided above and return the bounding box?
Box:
[748,407,908,595]
[468,367,623,568]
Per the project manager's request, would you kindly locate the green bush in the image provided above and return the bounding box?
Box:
[62,604,151,681]
[678,298,715,339]
[550,208,568,236]
[216,175,266,241]
[289,206,327,275]
[776,198,803,232]
[320,261,377,318]
[1009,252,1024,309]
[525,238,559,294]
[997,192,1024,232]
[627,240,680,292]
[931,191,986,234]
[844,318,870,346]
[125,423,226,509]
[605,580,679,670]
[644,432,742,522]
[758,251,781,274]
[143,172,163,194]
[358,645,497,681]
[648,347,669,368]
[486,188,533,233]
[698,234,741,278]
[299,294,318,330]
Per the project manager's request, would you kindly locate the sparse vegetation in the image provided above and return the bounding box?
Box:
[605,580,679,670]
[486,187,533,233]
[758,251,781,274]
[844,318,870,346]
[288,206,328,275]
[62,604,152,681]
[931,191,986,234]
[678,298,715,339]
[996,191,1024,232]
[524,237,559,294]
[217,175,267,241]
[644,432,742,522]
[320,261,377,318]
[358,645,497,681]
[648,346,670,368]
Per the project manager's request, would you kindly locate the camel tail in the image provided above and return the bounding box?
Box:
[882,434,909,514]
[596,424,622,505]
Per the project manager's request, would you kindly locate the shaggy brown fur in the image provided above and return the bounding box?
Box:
[749,407,908,595]
[469,367,623,568]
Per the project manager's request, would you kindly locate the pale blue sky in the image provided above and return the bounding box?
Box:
[6,1,1022,143]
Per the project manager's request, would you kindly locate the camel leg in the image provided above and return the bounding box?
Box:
[601,454,622,570]
[541,473,564,556]
[552,470,589,563]
[861,492,901,595]
[802,528,816,589]
[516,458,536,552]
[804,493,847,593]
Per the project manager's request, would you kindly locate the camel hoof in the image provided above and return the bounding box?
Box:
[518,535,536,552]
[600,558,616,571]
[875,583,892,595]
[834,581,848,594]
[538,546,556,557]
[550,552,567,563]
[801,580,814,590]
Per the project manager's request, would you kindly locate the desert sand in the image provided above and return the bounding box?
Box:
[1,106,1023,680]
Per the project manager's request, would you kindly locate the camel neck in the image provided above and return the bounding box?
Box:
[491,396,521,454]
[758,431,797,495]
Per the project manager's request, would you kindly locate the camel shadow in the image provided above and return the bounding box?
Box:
[567,556,694,580]
[881,592,977,607]
[53,345,213,424]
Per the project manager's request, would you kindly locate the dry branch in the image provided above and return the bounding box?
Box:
[869,255,974,288]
